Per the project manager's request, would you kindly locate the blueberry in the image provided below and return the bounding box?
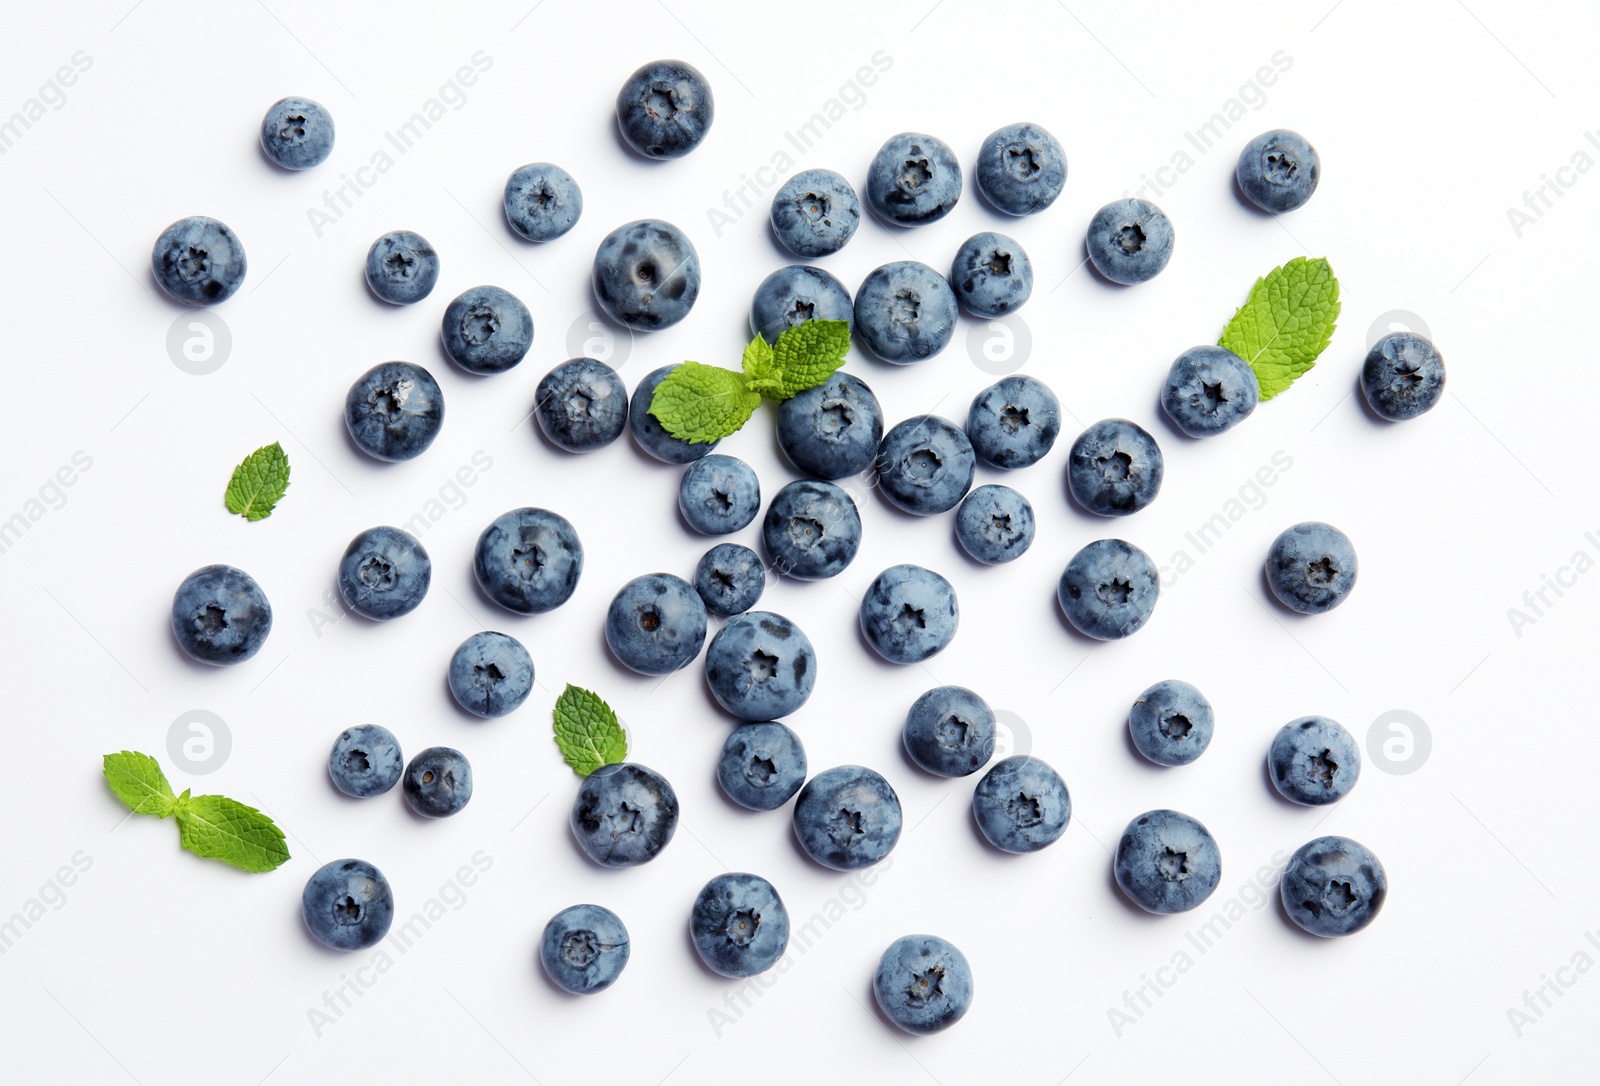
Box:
[770,169,861,257]
[344,361,445,462]
[1113,809,1222,915]
[974,121,1066,216]
[876,415,975,515]
[704,611,816,721]
[750,265,852,344]
[860,564,959,665]
[792,765,902,870]
[540,904,629,994]
[853,261,958,364]
[1280,836,1387,938]
[447,631,534,718]
[866,132,962,227]
[951,232,1033,316]
[337,526,431,621]
[1361,332,1445,421]
[1057,538,1160,641]
[1066,418,1164,516]
[302,859,394,951]
[717,721,807,810]
[503,162,583,242]
[1161,346,1259,438]
[151,216,247,306]
[1085,198,1174,285]
[615,59,714,160]
[776,372,883,480]
[954,485,1036,565]
[872,935,973,1034]
[1128,680,1214,767]
[604,573,708,676]
[693,543,766,617]
[593,219,701,331]
[402,746,472,818]
[327,725,403,798]
[259,96,334,170]
[170,564,272,665]
[571,762,679,867]
[1264,521,1358,615]
[1269,716,1361,806]
[679,454,761,536]
[365,229,439,305]
[474,507,584,615]
[966,375,1061,470]
[630,365,719,464]
[761,480,861,580]
[535,357,628,453]
[1237,129,1320,213]
[441,285,534,375]
[973,756,1071,854]
[902,686,995,778]
[690,872,791,977]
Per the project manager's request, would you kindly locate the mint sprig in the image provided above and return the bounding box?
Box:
[1218,257,1341,400]
[650,319,851,443]
[102,751,290,873]
[224,441,291,521]
[553,684,628,776]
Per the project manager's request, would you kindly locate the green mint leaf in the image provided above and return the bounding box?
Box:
[224,441,291,521]
[741,335,777,390]
[103,751,178,817]
[1218,256,1341,401]
[174,794,290,873]
[553,683,628,777]
[648,361,761,444]
[768,319,851,400]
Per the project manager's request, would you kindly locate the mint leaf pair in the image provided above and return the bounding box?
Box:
[1219,256,1341,400]
[649,319,851,443]
[103,751,290,873]
[224,441,291,520]
[552,684,628,776]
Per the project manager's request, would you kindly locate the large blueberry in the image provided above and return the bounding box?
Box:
[402,746,472,818]
[704,611,816,721]
[690,872,791,977]
[1265,521,1357,615]
[441,285,534,375]
[535,357,628,453]
[447,631,535,718]
[1128,680,1214,767]
[171,564,272,665]
[1067,418,1164,516]
[504,162,582,242]
[954,484,1036,565]
[792,765,902,870]
[973,756,1071,854]
[615,59,713,159]
[761,479,861,580]
[967,375,1061,470]
[974,121,1066,216]
[853,262,957,364]
[1269,716,1361,806]
[1362,332,1445,421]
[259,96,334,170]
[344,361,444,462]
[474,507,584,614]
[770,169,861,257]
[902,686,994,777]
[365,229,439,305]
[604,573,708,676]
[151,216,247,306]
[630,365,719,464]
[950,232,1033,316]
[860,564,958,665]
[1113,809,1222,914]
[876,415,975,515]
[327,725,403,798]
[302,859,394,951]
[717,721,806,811]
[1237,129,1320,213]
[872,935,973,1034]
[749,265,852,344]
[540,904,629,994]
[1280,836,1387,937]
[593,219,700,331]
[1085,199,1174,285]
[776,372,883,480]
[570,763,679,867]
[1057,538,1160,640]
[693,543,766,617]
[1162,346,1259,438]
[679,454,761,535]
[866,132,962,227]
[337,526,430,621]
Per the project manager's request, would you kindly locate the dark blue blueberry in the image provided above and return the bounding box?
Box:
[690,872,791,978]
[679,454,761,535]
[749,265,852,344]
[337,526,430,621]
[1113,809,1222,914]
[776,372,883,480]
[535,357,628,453]
[966,375,1061,470]
[151,216,246,306]
[860,564,958,665]
[302,859,394,951]
[876,415,975,515]
[717,721,806,810]
[1280,836,1387,937]
[973,756,1071,854]
[604,573,708,676]
[474,507,584,615]
[503,162,582,242]
[693,543,765,617]
[327,725,403,798]
[1362,332,1445,421]
[364,229,439,305]
[1085,199,1173,285]
[954,485,1035,566]
[540,904,629,994]
[902,686,994,778]
[402,746,472,818]
[1265,521,1358,615]
[1128,680,1214,767]
[866,132,962,227]
[593,219,700,331]
[171,564,272,666]
[1237,129,1320,213]
[761,479,861,581]
[853,261,957,364]
[259,96,334,170]
[441,285,534,375]
[447,631,534,718]
[792,765,902,870]
[770,169,861,257]
[344,361,445,462]
[571,763,679,867]
[615,59,713,159]
[629,365,719,464]
[951,232,1033,316]
[704,611,816,721]
[1269,716,1361,806]
[1066,418,1164,516]
[1057,538,1160,641]
[974,121,1066,216]
[872,935,973,1034]
[1162,346,1259,438]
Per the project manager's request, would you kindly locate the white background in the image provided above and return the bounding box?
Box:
[2,0,1595,1082]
